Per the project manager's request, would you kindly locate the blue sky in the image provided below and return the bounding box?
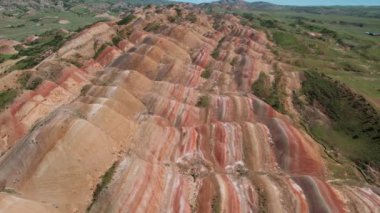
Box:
[171,0,380,6]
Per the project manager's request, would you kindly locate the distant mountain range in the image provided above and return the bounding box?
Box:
[0,0,170,11]
[0,0,275,11]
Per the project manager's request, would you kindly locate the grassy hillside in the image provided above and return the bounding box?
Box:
[0,10,108,41]
[250,9,380,109]
[0,0,169,41]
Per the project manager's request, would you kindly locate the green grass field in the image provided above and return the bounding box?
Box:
[249,9,380,110]
[0,9,109,41]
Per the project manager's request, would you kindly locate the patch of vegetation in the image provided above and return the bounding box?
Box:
[291,91,305,110]
[242,13,255,21]
[112,36,122,46]
[117,15,136,26]
[260,19,278,28]
[0,54,13,64]
[212,14,224,31]
[303,71,380,176]
[196,95,210,108]
[1,188,17,194]
[339,61,364,73]
[185,13,197,23]
[252,70,285,113]
[17,72,32,88]
[93,44,108,59]
[87,162,117,212]
[144,22,161,33]
[0,89,18,110]
[320,27,338,39]
[251,72,271,99]
[201,66,212,79]
[144,4,153,9]
[175,8,182,17]
[117,27,133,39]
[9,57,42,71]
[302,70,380,143]
[8,30,67,72]
[26,77,43,90]
[74,20,107,33]
[211,49,220,60]
[267,71,285,113]
[272,31,307,54]
[240,19,250,26]
[211,36,225,60]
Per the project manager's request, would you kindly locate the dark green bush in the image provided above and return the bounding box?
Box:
[196,95,210,108]
[201,67,212,79]
[211,49,220,59]
[260,19,277,28]
[144,22,161,32]
[112,36,122,46]
[251,70,285,113]
[94,44,108,59]
[175,8,182,17]
[0,54,13,63]
[320,28,338,38]
[117,15,136,25]
[9,56,42,71]
[242,13,255,21]
[251,72,270,99]
[0,89,18,110]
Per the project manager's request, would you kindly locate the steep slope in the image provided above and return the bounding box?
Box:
[0,4,379,213]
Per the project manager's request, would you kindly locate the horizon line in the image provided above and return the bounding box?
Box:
[170,0,380,6]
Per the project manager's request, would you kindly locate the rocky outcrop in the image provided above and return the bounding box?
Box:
[0,5,378,213]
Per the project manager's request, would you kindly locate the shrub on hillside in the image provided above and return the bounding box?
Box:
[186,13,197,23]
[112,36,122,46]
[201,67,212,79]
[94,44,108,59]
[17,72,32,88]
[0,89,18,110]
[144,22,161,32]
[196,95,210,108]
[117,15,136,25]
